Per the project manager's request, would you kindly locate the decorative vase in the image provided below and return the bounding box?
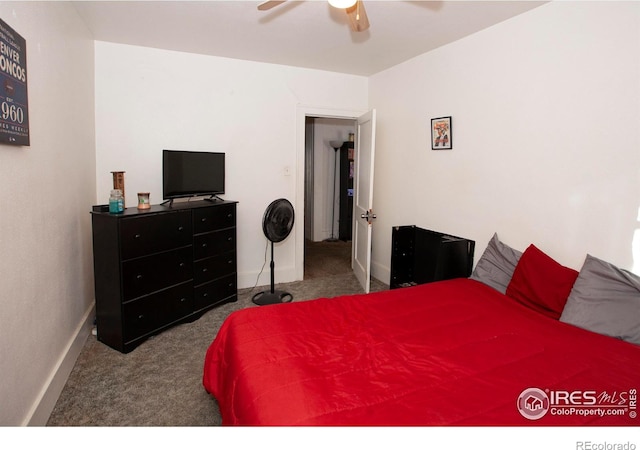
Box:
[111,171,126,204]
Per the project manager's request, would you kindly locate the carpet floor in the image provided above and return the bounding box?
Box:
[47,240,386,426]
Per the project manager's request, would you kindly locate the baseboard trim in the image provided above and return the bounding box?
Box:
[371,259,390,286]
[24,303,95,426]
[238,266,298,291]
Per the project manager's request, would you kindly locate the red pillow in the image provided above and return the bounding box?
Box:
[506,244,579,319]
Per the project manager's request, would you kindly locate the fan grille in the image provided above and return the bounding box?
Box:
[262,198,295,243]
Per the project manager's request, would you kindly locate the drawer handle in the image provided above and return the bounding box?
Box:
[138,314,144,320]
[228,283,234,288]
[227,260,233,265]
[202,268,208,273]
[136,274,143,280]
[203,292,208,298]
[179,262,185,268]
[202,243,207,248]
[227,237,233,242]
[180,297,187,303]
[201,218,207,222]
[134,234,141,239]
[227,214,232,219]
[178,226,184,231]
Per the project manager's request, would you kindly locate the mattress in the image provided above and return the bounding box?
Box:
[203,278,639,425]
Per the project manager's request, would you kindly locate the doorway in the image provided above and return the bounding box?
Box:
[303,116,356,279]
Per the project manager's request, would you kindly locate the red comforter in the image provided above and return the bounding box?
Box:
[203,279,639,425]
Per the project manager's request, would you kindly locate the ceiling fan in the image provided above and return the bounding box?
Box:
[258,0,370,32]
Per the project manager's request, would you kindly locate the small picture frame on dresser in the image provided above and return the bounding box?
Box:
[431,116,452,150]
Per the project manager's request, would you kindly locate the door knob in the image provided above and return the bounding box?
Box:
[360,209,377,224]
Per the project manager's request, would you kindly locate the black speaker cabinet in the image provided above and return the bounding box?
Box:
[390,226,475,289]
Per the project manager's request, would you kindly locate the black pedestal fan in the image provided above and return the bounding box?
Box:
[252,198,295,306]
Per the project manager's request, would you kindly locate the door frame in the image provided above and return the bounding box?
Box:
[295,105,367,281]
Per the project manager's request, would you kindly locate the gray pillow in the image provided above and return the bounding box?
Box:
[560,254,640,345]
[470,233,522,294]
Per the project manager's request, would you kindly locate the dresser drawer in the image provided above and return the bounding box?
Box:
[194,273,237,312]
[193,204,235,234]
[123,282,193,343]
[120,211,192,260]
[194,228,236,260]
[194,251,236,285]
[122,247,193,301]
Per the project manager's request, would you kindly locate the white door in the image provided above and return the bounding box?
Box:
[352,109,377,293]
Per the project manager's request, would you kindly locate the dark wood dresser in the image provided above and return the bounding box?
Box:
[91,200,237,353]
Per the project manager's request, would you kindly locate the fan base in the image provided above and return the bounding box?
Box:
[252,290,293,306]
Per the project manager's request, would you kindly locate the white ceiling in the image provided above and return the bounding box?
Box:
[72,0,546,76]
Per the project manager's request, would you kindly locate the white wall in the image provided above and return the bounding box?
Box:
[0,3,95,425]
[4,1,636,426]
[369,1,640,283]
[94,42,368,288]
[312,118,355,242]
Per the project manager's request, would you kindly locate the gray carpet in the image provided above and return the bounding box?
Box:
[47,242,387,426]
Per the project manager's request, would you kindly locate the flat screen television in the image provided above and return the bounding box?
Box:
[162,150,225,200]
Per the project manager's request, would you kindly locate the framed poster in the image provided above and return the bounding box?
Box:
[0,18,29,146]
[431,116,451,150]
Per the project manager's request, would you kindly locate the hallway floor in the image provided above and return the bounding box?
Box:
[304,239,352,279]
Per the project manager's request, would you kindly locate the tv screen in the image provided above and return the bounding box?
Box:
[162,150,225,199]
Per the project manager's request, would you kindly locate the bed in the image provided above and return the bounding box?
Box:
[203,234,640,425]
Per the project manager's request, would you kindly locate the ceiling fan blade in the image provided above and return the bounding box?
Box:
[345,0,370,32]
[257,1,287,11]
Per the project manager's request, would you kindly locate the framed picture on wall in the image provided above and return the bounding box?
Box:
[431,116,452,150]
